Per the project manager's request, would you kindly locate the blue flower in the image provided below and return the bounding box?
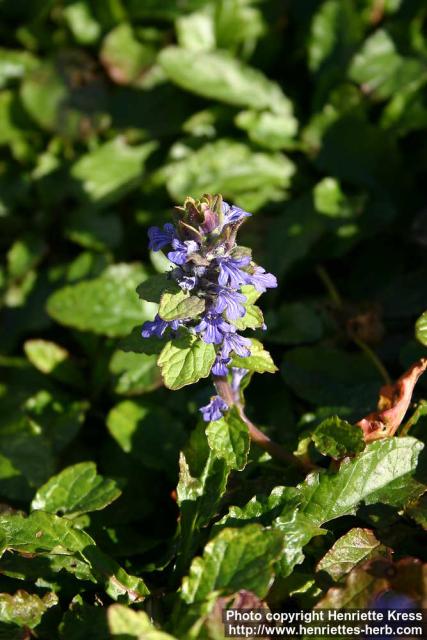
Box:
[245,266,277,292]
[195,313,233,344]
[221,331,251,358]
[168,239,199,266]
[223,201,252,226]
[212,354,232,376]
[148,223,175,251]
[199,395,228,422]
[212,286,246,320]
[217,256,251,288]
[141,314,180,338]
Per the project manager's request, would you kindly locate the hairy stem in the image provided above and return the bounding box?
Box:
[214,376,314,471]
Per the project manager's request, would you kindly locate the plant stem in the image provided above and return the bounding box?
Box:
[351,335,391,386]
[316,264,342,308]
[213,376,314,471]
[316,264,391,386]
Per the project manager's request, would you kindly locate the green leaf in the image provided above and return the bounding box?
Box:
[159,47,292,113]
[266,194,325,277]
[214,0,265,52]
[24,339,83,387]
[402,399,427,436]
[162,139,295,212]
[137,273,178,303]
[349,29,426,100]
[0,511,149,602]
[316,528,382,581]
[158,289,205,321]
[175,422,231,577]
[47,264,156,337]
[312,416,365,459]
[0,48,38,89]
[274,438,423,576]
[406,493,427,530]
[214,486,297,532]
[7,234,46,279]
[0,590,58,629]
[108,604,177,639]
[299,437,424,523]
[63,2,101,45]
[20,55,107,139]
[31,462,121,517]
[231,338,277,373]
[70,138,157,207]
[24,389,88,454]
[107,400,185,472]
[235,108,298,150]
[176,11,216,52]
[206,407,250,471]
[266,302,323,345]
[181,524,284,603]
[157,334,215,390]
[313,176,361,218]
[308,0,362,74]
[100,23,156,87]
[281,346,382,409]
[119,326,164,356]
[109,350,162,395]
[65,208,123,251]
[415,310,427,347]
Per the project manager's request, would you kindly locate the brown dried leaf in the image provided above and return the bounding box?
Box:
[357,358,427,442]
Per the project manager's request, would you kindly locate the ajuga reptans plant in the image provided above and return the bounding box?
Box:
[141,195,279,423]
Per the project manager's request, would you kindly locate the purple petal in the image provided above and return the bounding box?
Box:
[217,256,251,288]
[212,355,231,376]
[231,367,249,393]
[141,314,169,338]
[245,266,277,292]
[168,239,199,266]
[148,223,175,251]
[222,332,252,358]
[195,313,232,344]
[212,287,246,320]
[223,203,252,225]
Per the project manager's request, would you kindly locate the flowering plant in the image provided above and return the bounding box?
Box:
[140,194,279,427]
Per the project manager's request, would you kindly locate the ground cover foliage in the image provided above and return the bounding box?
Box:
[1,0,427,637]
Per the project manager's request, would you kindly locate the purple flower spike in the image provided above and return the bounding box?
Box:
[142,195,276,386]
[141,314,180,338]
[195,313,233,344]
[245,266,277,292]
[217,256,251,288]
[221,331,251,358]
[199,395,228,422]
[212,286,247,320]
[148,223,175,251]
[212,354,232,376]
[168,239,199,265]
